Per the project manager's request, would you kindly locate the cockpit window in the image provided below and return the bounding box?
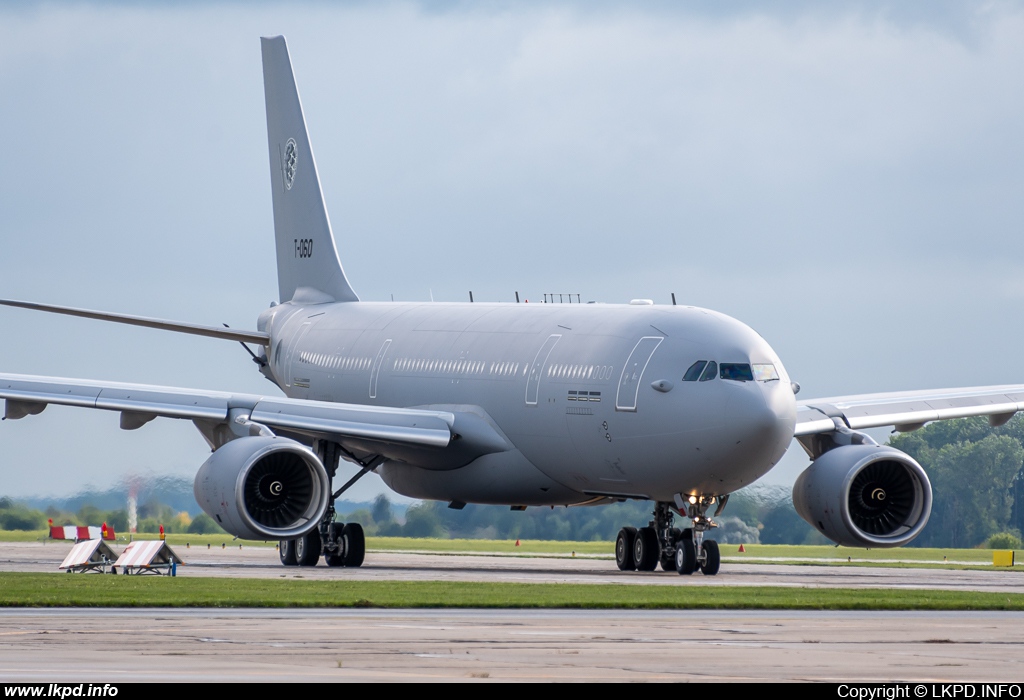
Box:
[699,361,718,381]
[753,363,780,382]
[683,360,707,382]
[720,363,753,381]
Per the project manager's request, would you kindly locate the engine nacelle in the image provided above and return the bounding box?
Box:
[194,436,330,541]
[793,444,932,548]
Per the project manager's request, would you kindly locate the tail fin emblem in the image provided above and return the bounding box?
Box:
[284,138,298,190]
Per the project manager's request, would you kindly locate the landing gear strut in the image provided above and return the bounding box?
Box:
[614,495,723,576]
[279,440,378,568]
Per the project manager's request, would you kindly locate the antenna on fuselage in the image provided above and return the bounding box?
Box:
[671,293,677,306]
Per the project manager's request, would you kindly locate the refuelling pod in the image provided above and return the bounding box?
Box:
[194,435,330,541]
[793,444,932,548]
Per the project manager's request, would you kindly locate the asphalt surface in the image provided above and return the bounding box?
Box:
[4,541,1023,593]
[1,608,1022,682]
[1,542,1022,681]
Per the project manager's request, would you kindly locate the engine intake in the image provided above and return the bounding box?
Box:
[792,445,932,548]
[194,436,330,540]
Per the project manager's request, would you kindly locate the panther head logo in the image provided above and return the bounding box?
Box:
[284,138,298,190]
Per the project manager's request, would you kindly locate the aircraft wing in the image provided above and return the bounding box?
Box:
[0,372,455,449]
[794,385,1024,436]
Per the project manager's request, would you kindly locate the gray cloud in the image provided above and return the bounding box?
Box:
[1,1,1023,496]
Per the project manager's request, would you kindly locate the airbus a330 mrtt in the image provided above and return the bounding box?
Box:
[4,36,1023,575]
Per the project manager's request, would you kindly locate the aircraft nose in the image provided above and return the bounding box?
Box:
[724,379,796,465]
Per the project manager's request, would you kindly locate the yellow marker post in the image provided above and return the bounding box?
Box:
[993,550,1015,567]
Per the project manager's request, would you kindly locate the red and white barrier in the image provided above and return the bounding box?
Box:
[48,520,116,541]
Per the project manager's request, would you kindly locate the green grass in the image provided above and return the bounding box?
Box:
[3,532,612,555]
[6,531,277,547]
[1,572,1022,610]
[721,544,1007,563]
[0,530,56,542]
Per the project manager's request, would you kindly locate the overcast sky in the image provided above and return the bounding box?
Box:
[2,1,1023,501]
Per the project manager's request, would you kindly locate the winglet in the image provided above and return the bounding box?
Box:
[261,35,359,304]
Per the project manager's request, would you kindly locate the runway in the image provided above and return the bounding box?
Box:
[3,541,1023,593]
[1,542,1023,681]
[1,608,1022,682]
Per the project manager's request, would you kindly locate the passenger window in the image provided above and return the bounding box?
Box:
[720,363,754,381]
[699,361,717,381]
[683,360,707,382]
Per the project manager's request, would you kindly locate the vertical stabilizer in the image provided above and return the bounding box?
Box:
[262,36,358,304]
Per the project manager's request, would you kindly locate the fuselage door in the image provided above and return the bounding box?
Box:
[369,338,393,399]
[525,334,561,405]
[615,336,663,411]
[284,321,313,389]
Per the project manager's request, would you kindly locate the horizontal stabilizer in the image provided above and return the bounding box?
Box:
[0,299,269,346]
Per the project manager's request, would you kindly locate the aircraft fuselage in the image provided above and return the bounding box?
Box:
[259,300,797,506]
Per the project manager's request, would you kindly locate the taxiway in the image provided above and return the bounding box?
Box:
[1,542,1022,682]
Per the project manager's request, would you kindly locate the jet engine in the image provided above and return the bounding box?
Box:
[193,435,330,541]
[792,444,932,548]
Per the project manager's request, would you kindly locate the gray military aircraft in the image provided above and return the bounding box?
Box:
[3,36,1024,575]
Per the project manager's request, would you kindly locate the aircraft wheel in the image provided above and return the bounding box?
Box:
[675,539,697,576]
[699,539,721,576]
[324,523,345,567]
[633,527,659,571]
[295,529,322,566]
[615,527,637,571]
[279,538,298,566]
[341,523,365,568]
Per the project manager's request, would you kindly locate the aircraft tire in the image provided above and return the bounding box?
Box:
[324,523,345,567]
[699,539,720,576]
[341,522,365,567]
[615,527,637,571]
[675,539,697,576]
[279,538,298,566]
[634,527,659,571]
[295,529,322,567]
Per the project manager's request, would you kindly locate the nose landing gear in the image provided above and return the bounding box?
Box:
[614,495,723,576]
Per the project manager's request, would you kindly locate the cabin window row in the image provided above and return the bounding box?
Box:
[298,352,372,371]
[546,364,615,381]
[393,358,526,377]
[296,352,621,383]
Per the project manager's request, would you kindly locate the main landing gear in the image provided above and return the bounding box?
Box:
[279,440,379,568]
[615,496,723,576]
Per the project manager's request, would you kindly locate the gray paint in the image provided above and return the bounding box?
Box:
[258,296,796,504]
[262,36,358,305]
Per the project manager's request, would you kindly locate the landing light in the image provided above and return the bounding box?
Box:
[688,495,697,505]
